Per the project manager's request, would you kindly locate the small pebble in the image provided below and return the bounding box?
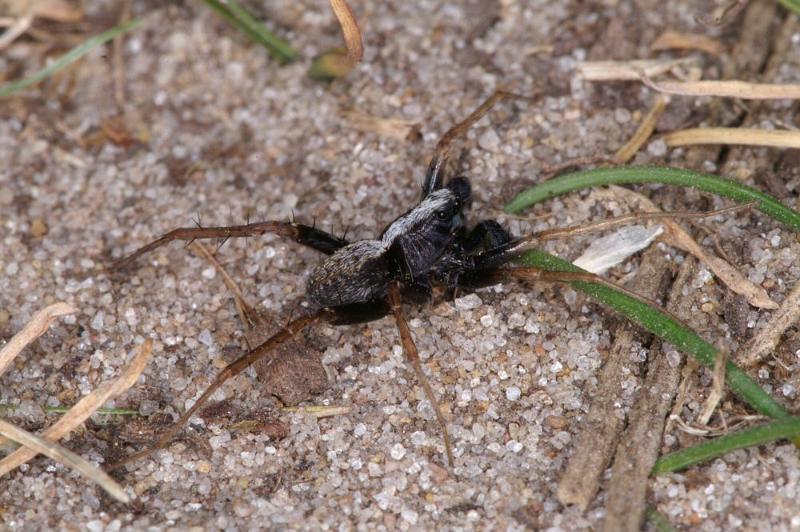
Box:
[30,218,48,237]
[390,443,406,460]
[505,386,521,401]
[478,128,501,152]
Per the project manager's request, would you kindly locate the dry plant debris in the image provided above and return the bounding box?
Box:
[575,57,698,81]
[602,259,693,531]
[0,302,74,375]
[650,30,723,56]
[0,419,130,503]
[558,248,671,510]
[0,0,83,49]
[738,282,800,367]
[0,304,154,504]
[0,340,153,475]
[345,111,421,141]
[664,127,800,149]
[613,95,667,164]
[607,186,778,309]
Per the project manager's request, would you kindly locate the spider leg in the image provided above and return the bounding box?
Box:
[466,201,757,272]
[387,283,454,466]
[106,309,332,471]
[422,89,530,197]
[111,220,349,271]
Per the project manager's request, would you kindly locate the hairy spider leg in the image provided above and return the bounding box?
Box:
[388,283,454,466]
[422,89,529,198]
[462,201,758,273]
[111,221,350,271]
[107,309,333,471]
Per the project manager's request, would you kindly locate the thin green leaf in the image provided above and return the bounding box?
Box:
[652,417,800,474]
[505,166,800,232]
[202,0,297,63]
[518,249,791,421]
[777,0,800,15]
[0,19,141,98]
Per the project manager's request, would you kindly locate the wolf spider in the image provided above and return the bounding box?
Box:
[108,91,707,470]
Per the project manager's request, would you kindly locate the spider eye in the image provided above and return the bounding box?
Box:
[436,210,447,220]
[454,199,462,210]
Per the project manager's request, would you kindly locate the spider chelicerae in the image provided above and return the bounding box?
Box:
[109,91,687,470]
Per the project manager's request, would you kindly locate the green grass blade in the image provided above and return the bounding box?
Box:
[0,19,141,98]
[652,417,800,474]
[518,249,791,421]
[777,0,800,14]
[505,166,800,232]
[202,0,297,63]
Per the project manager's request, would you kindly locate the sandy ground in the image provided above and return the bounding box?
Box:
[2,0,800,529]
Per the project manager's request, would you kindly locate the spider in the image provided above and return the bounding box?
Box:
[108,91,684,470]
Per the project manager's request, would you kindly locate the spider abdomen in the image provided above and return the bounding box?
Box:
[306,240,390,308]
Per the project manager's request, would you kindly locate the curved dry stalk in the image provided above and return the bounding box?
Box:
[0,302,75,377]
[330,0,363,64]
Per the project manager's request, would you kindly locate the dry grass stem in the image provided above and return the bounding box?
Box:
[345,111,421,141]
[0,302,75,377]
[664,127,800,149]
[112,0,132,106]
[697,349,729,425]
[0,419,130,503]
[282,405,352,418]
[739,282,800,366]
[190,241,254,335]
[650,30,723,56]
[0,14,32,49]
[0,339,154,476]
[614,95,667,163]
[665,359,698,436]
[608,186,777,309]
[576,57,697,81]
[644,79,800,100]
